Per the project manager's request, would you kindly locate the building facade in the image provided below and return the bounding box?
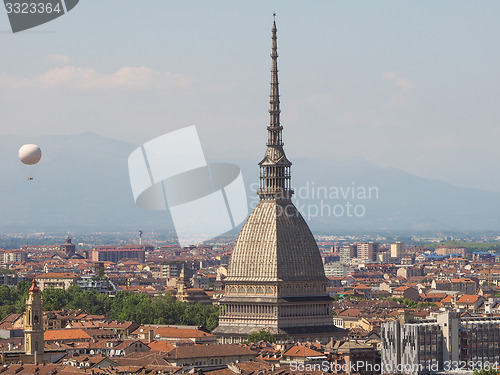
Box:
[1,250,27,264]
[381,312,500,375]
[436,246,467,257]
[340,244,356,264]
[213,17,342,344]
[36,273,79,290]
[324,262,352,278]
[91,247,146,263]
[357,242,379,262]
[390,242,405,261]
[75,275,119,295]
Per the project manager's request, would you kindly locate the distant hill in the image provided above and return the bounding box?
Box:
[1,132,500,234]
[0,132,173,233]
[222,153,500,232]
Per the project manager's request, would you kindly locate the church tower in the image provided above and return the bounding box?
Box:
[176,264,189,294]
[213,16,343,343]
[60,236,76,257]
[24,277,44,356]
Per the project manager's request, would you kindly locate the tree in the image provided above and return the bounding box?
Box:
[42,288,69,311]
[0,284,219,330]
[247,330,276,343]
[97,265,105,278]
[474,368,498,375]
[16,280,30,296]
[205,309,219,331]
[0,285,14,305]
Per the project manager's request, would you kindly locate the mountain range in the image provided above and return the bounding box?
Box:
[1,132,499,235]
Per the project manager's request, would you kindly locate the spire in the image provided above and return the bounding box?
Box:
[29,276,39,293]
[269,13,280,136]
[258,14,293,200]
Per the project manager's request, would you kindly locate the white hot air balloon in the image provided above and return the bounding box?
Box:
[19,144,42,180]
[19,144,42,165]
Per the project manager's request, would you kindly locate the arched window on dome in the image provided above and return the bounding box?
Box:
[256,287,264,294]
[247,287,255,294]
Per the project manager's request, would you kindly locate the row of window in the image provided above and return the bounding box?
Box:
[227,284,325,295]
[181,358,225,366]
[228,286,274,295]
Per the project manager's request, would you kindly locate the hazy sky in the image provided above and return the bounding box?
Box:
[1,1,500,192]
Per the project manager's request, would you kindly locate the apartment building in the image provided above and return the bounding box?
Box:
[391,242,405,261]
[357,242,379,262]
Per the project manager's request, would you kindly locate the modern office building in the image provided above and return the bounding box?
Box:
[381,312,500,375]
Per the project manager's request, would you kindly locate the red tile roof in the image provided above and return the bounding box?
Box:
[457,295,480,304]
[44,329,91,341]
[283,345,324,358]
[36,273,79,279]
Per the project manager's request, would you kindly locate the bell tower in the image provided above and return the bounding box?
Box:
[25,277,44,356]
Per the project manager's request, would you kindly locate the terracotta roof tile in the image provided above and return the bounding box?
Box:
[44,329,91,341]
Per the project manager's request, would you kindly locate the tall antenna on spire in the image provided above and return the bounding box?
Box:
[269,12,281,141]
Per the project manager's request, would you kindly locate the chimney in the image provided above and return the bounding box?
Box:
[148,330,155,343]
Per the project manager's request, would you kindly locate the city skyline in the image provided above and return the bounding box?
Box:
[1,3,500,373]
